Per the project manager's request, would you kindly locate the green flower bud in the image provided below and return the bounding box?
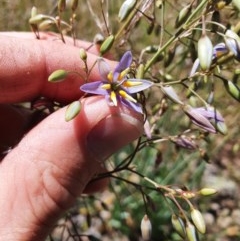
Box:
[118,0,137,22]
[48,69,68,82]
[141,214,152,241]
[171,214,186,238]
[222,79,240,101]
[175,4,192,28]
[186,222,198,241]
[199,188,218,196]
[100,35,115,55]
[216,121,228,135]
[65,101,81,121]
[136,64,145,79]
[197,34,213,71]
[38,19,54,31]
[79,48,87,61]
[31,6,37,18]
[29,14,49,25]
[190,208,206,234]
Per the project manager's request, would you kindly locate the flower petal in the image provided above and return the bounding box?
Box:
[195,107,224,122]
[183,105,216,133]
[80,81,109,95]
[114,51,132,75]
[121,97,143,113]
[98,58,111,80]
[124,79,153,93]
[189,58,200,77]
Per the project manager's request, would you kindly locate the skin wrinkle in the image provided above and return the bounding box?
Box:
[0,151,47,240]
[9,104,98,223]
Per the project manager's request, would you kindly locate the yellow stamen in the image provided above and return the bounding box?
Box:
[118,67,130,80]
[110,91,117,106]
[123,80,142,87]
[107,71,113,82]
[101,83,111,89]
[119,90,137,103]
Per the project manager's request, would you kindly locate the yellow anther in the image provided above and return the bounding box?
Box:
[101,83,111,89]
[119,90,137,103]
[107,71,113,82]
[123,80,142,87]
[110,91,117,106]
[118,67,130,80]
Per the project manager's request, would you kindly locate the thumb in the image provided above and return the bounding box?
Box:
[0,96,143,241]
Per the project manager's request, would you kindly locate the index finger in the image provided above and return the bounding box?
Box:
[0,35,116,104]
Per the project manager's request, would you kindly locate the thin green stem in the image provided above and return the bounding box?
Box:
[144,0,209,73]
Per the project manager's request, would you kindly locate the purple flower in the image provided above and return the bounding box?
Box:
[183,105,226,134]
[80,51,153,113]
[194,106,224,123]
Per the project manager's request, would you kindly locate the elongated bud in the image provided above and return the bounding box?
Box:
[198,34,213,71]
[29,14,49,25]
[65,101,81,121]
[190,208,206,234]
[170,135,198,150]
[71,0,79,11]
[222,79,240,101]
[79,48,87,61]
[31,6,37,17]
[48,69,68,82]
[141,214,152,241]
[199,188,218,196]
[38,19,54,31]
[171,214,186,238]
[136,64,145,79]
[100,35,115,55]
[216,121,228,135]
[186,222,198,241]
[58,0,66,12]
[118,0,137,22]
[175,4,192,28]
[183,105,216,133]
[161,85,184,105]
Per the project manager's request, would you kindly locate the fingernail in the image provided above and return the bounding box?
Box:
[87,113,143,162]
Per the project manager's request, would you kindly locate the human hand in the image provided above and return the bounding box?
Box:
[0,33,143,241]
